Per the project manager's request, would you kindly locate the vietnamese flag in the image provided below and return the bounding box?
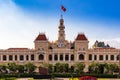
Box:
[61,5,66,12]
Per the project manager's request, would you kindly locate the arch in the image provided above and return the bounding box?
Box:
[106,55,108,60]
[3,55,6,61]
[15,55,17,60]
[60,55,63,61]
[79,54,84,60]
[26,55,29,60]
[94,55,97,60]
[39,54,44,60]
[49,54,52,61]
[31,54,34,60]
[20,55,24,61]
[117,55,119,60]
[110,55,114,60]
[54,55,58,61]
[89,54,92,60]
[65,55,69,61]
[9,55,13,61]
[99,55,103,60]
[71,54,74,61]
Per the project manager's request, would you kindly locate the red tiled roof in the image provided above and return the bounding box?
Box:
[8,48,28,50]
[35,33,47,41]
[76,33,88,40]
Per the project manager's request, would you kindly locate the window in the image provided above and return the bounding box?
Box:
[117,55,119,60]
[20,55,24,61]
[65,55,69,61]
[39,54,44,60]
[89,54,92,60]
[3,55,6,61]
[15,55,17,60]
[60,55,63,61]
[106,55,108,60]
[110,55,114,60]
[99,55,103,60]
[79,54,84,60]
[31,54,34,60]
[71,54,74,61]
[9,55,13,61]
[94,55,97,60]
[54,55,58,61]
[49,55,52,61]
[26,55,29,60]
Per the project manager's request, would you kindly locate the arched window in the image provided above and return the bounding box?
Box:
[110,55,114,60]
[49,55,52,61]
[79,54,84,60]
[89,54,92,60]
[106,55,108,60]
[31,54,34,60]
[65,55,69,61]
[54,55,58,61]
[71,54,74,61]
[20,55,24,61]
[94,55,97,60]
[39,54,44,60]
[15,55,17,61]
[26,55,29,60]
[117,55,119,60]
[3,55,6,61]
[99,55,103,60]
[60,55,63,61]
[9,55,13,61]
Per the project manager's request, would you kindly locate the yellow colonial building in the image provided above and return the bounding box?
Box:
[0,17,120,72]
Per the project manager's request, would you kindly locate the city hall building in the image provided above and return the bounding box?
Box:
[0,17,120,72]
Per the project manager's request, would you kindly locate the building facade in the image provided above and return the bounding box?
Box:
[0,17,120,72]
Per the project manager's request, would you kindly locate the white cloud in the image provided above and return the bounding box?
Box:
[0,0,120,49]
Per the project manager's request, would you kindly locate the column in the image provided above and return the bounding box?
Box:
[69,54,70,62]
[7,55,9,62]
[114,55,117,61]
[63,54,65,62]
[1,55,3,62]
[52,54,54,62]
[29,54,31,61]
[24,55,26,62]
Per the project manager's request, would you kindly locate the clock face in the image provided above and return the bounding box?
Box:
[58,41,65,48]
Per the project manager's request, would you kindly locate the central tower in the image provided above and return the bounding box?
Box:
[58,15,65,41]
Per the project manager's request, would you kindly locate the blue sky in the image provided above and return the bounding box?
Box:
[0,0,120,49]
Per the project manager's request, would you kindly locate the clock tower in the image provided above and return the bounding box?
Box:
[58,15,65,41]
[57,15,66,48]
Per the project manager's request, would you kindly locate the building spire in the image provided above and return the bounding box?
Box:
[58,15,65,41]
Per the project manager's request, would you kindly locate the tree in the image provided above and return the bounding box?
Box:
[7,62,17,73]
[88,62,100,74]
[73,62,85,74]
[55,63,62,73]
[17,64,25,73]
[0,64,8,74]
[54,63,69,73]
[25,62,36,73]
[48,64,53,74]
[107,63,119,74]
